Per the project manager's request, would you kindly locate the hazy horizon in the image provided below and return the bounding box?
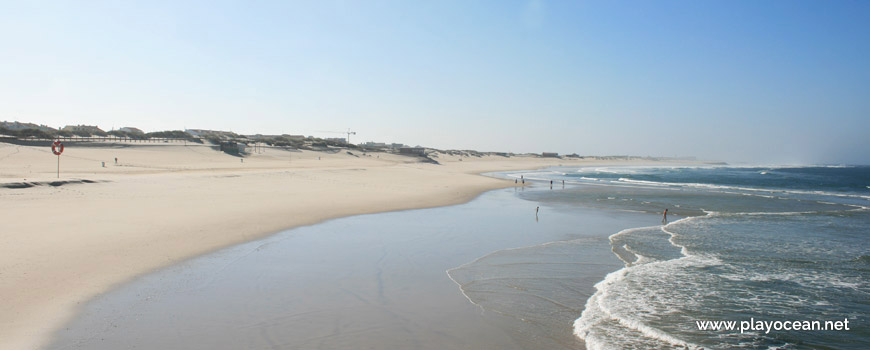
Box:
[1,1,867,165]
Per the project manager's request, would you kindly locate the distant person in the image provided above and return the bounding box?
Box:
[562,180,565,187]
[515,179,518,184]
[662,209,668,224]
[114,157,118,165]
[536,206,539,216]
[550,180,553,189]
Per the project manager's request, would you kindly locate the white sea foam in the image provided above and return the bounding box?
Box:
[504,166,866,348]
[623,244,652,266]
[574,213,715,349]
[614,177,870,201]
[574,258,707,349]
[608,225,660,242]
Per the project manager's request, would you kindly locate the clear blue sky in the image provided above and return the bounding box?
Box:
[1,1,867,164]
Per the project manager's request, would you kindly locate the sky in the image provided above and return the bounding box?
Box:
[0,0,867,164]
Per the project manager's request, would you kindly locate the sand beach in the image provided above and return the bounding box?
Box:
[2,1,866,348]
[0,141,669,349]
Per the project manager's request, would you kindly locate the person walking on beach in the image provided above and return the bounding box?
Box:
[550,180,553,189]
[536,206,539,216]
[662,209,668,224]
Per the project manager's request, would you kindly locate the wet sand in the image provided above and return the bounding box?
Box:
[0,141,692,349]
[48,186,656,349]
[0,143,568,350]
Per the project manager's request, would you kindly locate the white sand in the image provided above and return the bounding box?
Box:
[0,141,677,349]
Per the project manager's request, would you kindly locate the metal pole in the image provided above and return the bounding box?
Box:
[57,154,60,178]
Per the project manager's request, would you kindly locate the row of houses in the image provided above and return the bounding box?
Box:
[0,121,145,134]
[361,141,407,149]
[3,122,571,158]
[247,134,306,141]
[4,123,388,149]
[0,121,57,132]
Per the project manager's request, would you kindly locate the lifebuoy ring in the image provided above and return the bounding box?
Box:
[52,141,64,155]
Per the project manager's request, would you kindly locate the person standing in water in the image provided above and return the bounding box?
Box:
[662,209,668,224]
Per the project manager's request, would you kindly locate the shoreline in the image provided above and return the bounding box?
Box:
[0,142,701,350]
[445,174,670,350]
[48,181,659,350]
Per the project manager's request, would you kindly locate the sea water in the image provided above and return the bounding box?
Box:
[49,165,869,349]
[489,165,869,349]
[48,187,650,350]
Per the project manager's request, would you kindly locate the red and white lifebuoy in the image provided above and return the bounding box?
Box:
[52,141,64,155]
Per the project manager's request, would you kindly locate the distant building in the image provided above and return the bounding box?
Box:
[362,141,387,148]
[62,125,104,134]
[245,134,305,141]
[399,147,426,156]
[118,127,144,134]
[0,121,56,132]
[185,129,236,138]
[325,137,347,143]
[185,129,205,137]
[542,152,560,158]
[390,143,405,149]
[248,134,280,139]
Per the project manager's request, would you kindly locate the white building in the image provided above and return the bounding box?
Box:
[62,125,104,134]
[119,127,144,134]
[1,121,57,132]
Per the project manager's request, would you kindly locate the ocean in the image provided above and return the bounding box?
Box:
[493,165,869,349]
[49,165,868,349]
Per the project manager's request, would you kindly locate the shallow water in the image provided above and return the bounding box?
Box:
[51,165,868,349]
[50,187,652,350]
[511,165,869,349]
